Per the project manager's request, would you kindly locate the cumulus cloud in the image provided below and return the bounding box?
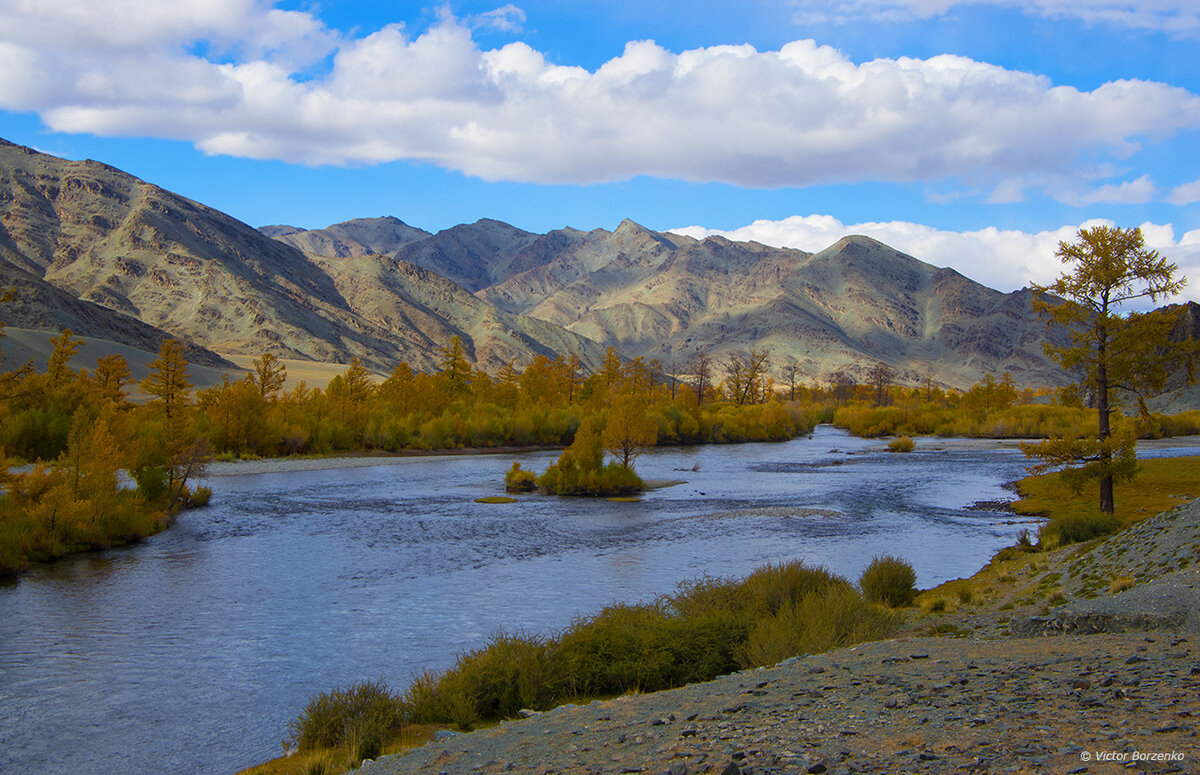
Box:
[670,215,1200,305]
[1168,178,1200,205]
[796,1,1200,36]
[0,2,1198,194]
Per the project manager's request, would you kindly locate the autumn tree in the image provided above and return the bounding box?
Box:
[251,352,287,399]
[438,336,472,395]
[723,349,770,406]
[138,339,207,505]
[867,362,894,407]
[603,389,658,469]
[46,329,83,388]
[828,371,854,407]
[86,354,132,406]
[142,339,192,424]
[1023,226,1189,514]
[326,358,374,442]
[689,351,713,405]
[591,347,623,404]
[780,359,801,402]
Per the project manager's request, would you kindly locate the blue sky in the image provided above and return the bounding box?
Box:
[0,0,1197,299]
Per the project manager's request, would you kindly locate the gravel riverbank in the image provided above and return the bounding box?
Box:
[354,500,1200,775]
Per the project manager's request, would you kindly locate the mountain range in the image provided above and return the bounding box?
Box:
[0,138,604,375]
[0,136,1145,392]
[269,215,1074,388]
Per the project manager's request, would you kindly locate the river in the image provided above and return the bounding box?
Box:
[1,426,1193,774]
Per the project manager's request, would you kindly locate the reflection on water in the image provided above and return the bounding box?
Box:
[1,427,1193,774]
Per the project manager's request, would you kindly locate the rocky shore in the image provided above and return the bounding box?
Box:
[356,499,1200,775]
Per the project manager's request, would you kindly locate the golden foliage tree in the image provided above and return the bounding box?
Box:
[46,329,83,388]
[251,352,287,399]
[1023,226,1188,514]
[603,389,658,469]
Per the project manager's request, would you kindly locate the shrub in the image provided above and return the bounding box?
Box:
[389,559,898,730]
[859,555,918,607]
[183,486,211,508]
[504,462,537,493]
[1037,512,1120,549]
[887,436,915,453]
[537,458,643,497]
[286,679,405,753]
[739,585,901,667]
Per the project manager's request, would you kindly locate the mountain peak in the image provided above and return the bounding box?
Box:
[614,218,649,235]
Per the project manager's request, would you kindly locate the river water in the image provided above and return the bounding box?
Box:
[0,426,1192,774]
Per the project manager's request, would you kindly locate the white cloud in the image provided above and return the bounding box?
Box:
[0,2,1197,193]
[669,215,1200,305]
[796,1,1200,36]
[1168,178,1200,205]
[1056,174,1157,206]
[466,4,527,33]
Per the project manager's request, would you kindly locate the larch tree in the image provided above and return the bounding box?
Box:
[46,329,83,388]
[602,389,658,470]
[251,352,287,399]
[1022,225,1189,514]
[88,354,132,405]
[141,339,192,425]
[140,339,208,505]
[438,336,472,395]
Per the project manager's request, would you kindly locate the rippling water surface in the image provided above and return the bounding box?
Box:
[1,427,1191,774]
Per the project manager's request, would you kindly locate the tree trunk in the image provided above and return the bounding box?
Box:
[1097,325,1114,514]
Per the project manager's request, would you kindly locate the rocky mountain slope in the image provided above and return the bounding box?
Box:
[278,216,1073,388]
[0,258,230,369]
[0,139,604,373]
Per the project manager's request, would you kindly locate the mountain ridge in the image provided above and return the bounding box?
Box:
[268,217,1074,388]
[0,139,606,373]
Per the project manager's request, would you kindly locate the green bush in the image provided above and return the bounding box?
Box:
[740,585,901,666]
[183,486,211,508]
[1038,511,1120,548]
[504,462,537,493]
[536,458,643,496]
[286,679,405,753]
[386,559,898,729]
[440,631,556,721]
[859,555,918,607]
[887,436,915,453]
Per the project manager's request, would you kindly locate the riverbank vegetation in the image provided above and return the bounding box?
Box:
[270,560,899,772]
[4,318,1198,573]
[1010,455,1200,549]
[0,335,210,575]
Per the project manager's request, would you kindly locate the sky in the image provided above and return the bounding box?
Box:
[0,0,1198,302]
